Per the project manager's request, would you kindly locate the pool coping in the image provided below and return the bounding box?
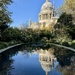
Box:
[0,43,23,54]
[51,43,75,52]
[0,43,75,54]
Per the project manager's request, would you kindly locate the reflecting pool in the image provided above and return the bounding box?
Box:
[0,45,75,75]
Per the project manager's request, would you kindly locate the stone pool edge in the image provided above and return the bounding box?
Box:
[51,43,75,52]
[0,43,23,54]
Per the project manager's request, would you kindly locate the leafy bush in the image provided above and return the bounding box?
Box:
[0,42,8,49]
[0,41,21,49]
[62,42,70,47]
[71,42,75,49]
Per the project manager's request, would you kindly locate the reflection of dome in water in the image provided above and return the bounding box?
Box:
[39,49,56,75]
[41,61,53,72]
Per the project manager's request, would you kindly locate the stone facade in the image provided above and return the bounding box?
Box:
[29,0,58,31]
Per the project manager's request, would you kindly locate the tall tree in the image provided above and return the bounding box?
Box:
[54,13,73,43]
[62,0,75,13]
[0,0,13,40]
[57,0,75,22]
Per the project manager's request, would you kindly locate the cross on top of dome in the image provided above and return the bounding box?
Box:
[46,0,50,2]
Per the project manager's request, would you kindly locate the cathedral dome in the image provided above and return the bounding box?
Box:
[38,0,56,24]
[41,0,53,11]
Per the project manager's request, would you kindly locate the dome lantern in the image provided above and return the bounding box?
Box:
[41,0,53,11]
[46,0,50,2]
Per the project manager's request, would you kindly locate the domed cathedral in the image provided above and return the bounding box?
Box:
[29,0,58,31]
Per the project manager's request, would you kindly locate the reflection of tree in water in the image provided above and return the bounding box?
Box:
[57,56,75,75]
[0,54,14,75]
[54,46,75,66]
[0,47,20,75]
[0,45,75,75]
[0,57,14,75]
[0,45,38,75]
[53,46,75,75]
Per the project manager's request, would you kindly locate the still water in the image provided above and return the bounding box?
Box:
[0,45,75,75]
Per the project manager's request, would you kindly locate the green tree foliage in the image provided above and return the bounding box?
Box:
[2,27,21,42]
[39,30,54,40]
[0,0,12,40]
[62,0,75,14]
[57,13,73,26]
[58,0,75,22]
[54,13,75,43]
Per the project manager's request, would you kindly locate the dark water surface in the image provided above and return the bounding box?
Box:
[0,45,75,75]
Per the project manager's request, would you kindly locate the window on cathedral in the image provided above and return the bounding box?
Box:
[43,14,45,19]
[50,14,51,18]
[53,13,55,17]
[46,14,48,19]
[42,14,44,19]
[43,22,46,25]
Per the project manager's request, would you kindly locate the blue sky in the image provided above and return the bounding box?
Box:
[9,0,64,27]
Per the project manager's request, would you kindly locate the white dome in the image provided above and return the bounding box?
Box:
[41,1,53,11]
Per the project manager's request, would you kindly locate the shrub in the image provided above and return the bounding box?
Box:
[0,42,8,49]
[71,42,75,49]
[62,42,70,47]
